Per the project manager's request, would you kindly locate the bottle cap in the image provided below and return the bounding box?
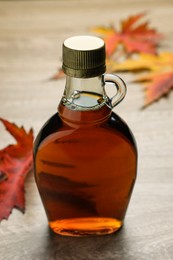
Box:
[62,35,106,78]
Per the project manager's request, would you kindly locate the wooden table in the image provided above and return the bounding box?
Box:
[0,1,173,259]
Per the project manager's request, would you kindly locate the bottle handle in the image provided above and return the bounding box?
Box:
[103,74,127,108]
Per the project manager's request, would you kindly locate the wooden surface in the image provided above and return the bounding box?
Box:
[0,1,173,259]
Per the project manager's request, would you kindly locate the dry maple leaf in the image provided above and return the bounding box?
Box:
[110,52,173,107]
[92,13,162,57]
[137,71,173,107]
[50,68,65,80]
[0,118,34,221]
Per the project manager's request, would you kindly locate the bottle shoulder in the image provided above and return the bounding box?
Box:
[34,110,137,157]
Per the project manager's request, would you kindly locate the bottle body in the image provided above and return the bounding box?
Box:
[34,101,137,236]
[34,35,137,236]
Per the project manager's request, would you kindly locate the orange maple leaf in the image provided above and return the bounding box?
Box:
[92,13,162,56]
[137,71,173,107]
[0,118,34,221]
[109,52,173,107]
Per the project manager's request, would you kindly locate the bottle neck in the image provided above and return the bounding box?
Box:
[58,75,111,125]
[61,75,108,111]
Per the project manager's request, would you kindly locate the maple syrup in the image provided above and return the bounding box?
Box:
[34,36,137,236]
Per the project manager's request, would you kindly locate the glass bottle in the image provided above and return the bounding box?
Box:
[34,36,137,236]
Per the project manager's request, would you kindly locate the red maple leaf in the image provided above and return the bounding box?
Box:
[92,13,162,56]
[0,118,34,221]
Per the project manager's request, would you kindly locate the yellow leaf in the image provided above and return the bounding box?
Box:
[110,52,173,73]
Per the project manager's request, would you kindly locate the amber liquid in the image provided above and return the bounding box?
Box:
[34,100,137,236]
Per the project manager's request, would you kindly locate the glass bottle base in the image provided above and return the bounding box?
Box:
[49,217,122,237]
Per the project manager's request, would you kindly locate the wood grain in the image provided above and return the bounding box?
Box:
[0,1,173,259]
